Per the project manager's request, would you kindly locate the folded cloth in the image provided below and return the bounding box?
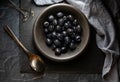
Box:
[34,0,120,82]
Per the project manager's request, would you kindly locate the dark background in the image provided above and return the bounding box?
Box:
[0,0,120,82]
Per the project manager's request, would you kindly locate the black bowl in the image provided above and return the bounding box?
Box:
[33,3,90,62]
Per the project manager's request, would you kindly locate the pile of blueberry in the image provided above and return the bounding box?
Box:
[43,12,82,56]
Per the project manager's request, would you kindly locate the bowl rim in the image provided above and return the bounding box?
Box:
[33,3,90,62]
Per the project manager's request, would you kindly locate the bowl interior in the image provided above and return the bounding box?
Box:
[34,4,90,62]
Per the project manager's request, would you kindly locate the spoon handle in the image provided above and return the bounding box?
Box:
[4,25,30,54]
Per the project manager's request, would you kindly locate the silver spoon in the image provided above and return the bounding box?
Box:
[4,25,45,73]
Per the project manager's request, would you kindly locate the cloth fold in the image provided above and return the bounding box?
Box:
[33,0,120,82]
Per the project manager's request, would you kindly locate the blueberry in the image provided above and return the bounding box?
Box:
[56,25,62,32]
[43,21,49,27]
[44,28,49,34]
[55,48,61,56]
[53,19,58,26]
[64,36,71,45]
[69,42,76,50]
[52,31,57,39]
[62,26,65,31]
[57,12,63,18]
[67,28,73,35]
[73,19,78,26]
[48,15,54,22]
[76,25,82,34]
[46,33,52,39]
[46,38,52,46]
[61,46,67,53]
[64,21,71,29]
[51,44,56,50]
[57,33,63,41]
[62,31,67,37]
[64,22,69,29]
[75,35,81,43]
[63,16,67,21]
[67,15,74,21]
[54,39,61,47]
[70,33,76,39]
[58,18,64,26]
[48,25,54,32]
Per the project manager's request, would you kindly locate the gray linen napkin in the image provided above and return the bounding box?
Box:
[34,0,120,82]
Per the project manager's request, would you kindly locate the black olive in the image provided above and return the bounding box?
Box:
[57,12,64,18]
[43,21,49,27]
[75,35,81,43]
[54,39,61,47]
[56,25,62,32]
[46,38,52,46]
[55,48,61,56]
[48,25,54,32]
[61,46,67,53]
[69,42,76,50]
[52,19,58,26]
[48,15,54,22]
[67,15,74,21]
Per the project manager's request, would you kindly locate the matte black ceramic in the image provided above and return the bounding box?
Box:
[33,3,90,62]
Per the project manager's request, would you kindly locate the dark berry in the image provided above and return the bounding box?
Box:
[73,19,78,26]
[76,25,82,33]
[58,18,64,26]
[64,22,69,29]
[55,48,61,56]
[56,25,62,32]
[67,21,72,27]
[51,44,56,50]
[48,25,54,32]
[43,21,49,27]
[62,31,67,37]
[69,42,76,50]
[67,28,73,35]
[52,31,57,39]
[44,28,49,34]
[46,33,52,39]
[64,36,71,45]
[61,46,67,53]
[57,12,63,18]
[48,15,54,21]
[54,39,61,47]
[57,33,63,41]
[67,15,74,21]
[63,16,67,21]
[46,38,52,46]
[70,33,76,39]
[53,19,57,26]
[75,35,81,43]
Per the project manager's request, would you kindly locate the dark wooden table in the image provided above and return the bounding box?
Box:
[0,0,120,82]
